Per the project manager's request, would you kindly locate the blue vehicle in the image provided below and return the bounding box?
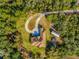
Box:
[0,56,3,59]
[32,26,41,37]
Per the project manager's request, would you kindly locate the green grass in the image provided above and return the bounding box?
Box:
[16,16,45,55]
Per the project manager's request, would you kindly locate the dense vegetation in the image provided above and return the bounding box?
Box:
[0,0,79,59]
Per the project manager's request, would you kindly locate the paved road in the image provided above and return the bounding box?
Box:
[25,10,79,36]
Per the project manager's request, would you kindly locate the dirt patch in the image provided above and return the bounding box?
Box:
[64,56,79,59]
[27,13,51,30]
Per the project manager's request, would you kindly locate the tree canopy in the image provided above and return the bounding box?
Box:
[0,0,79,59]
